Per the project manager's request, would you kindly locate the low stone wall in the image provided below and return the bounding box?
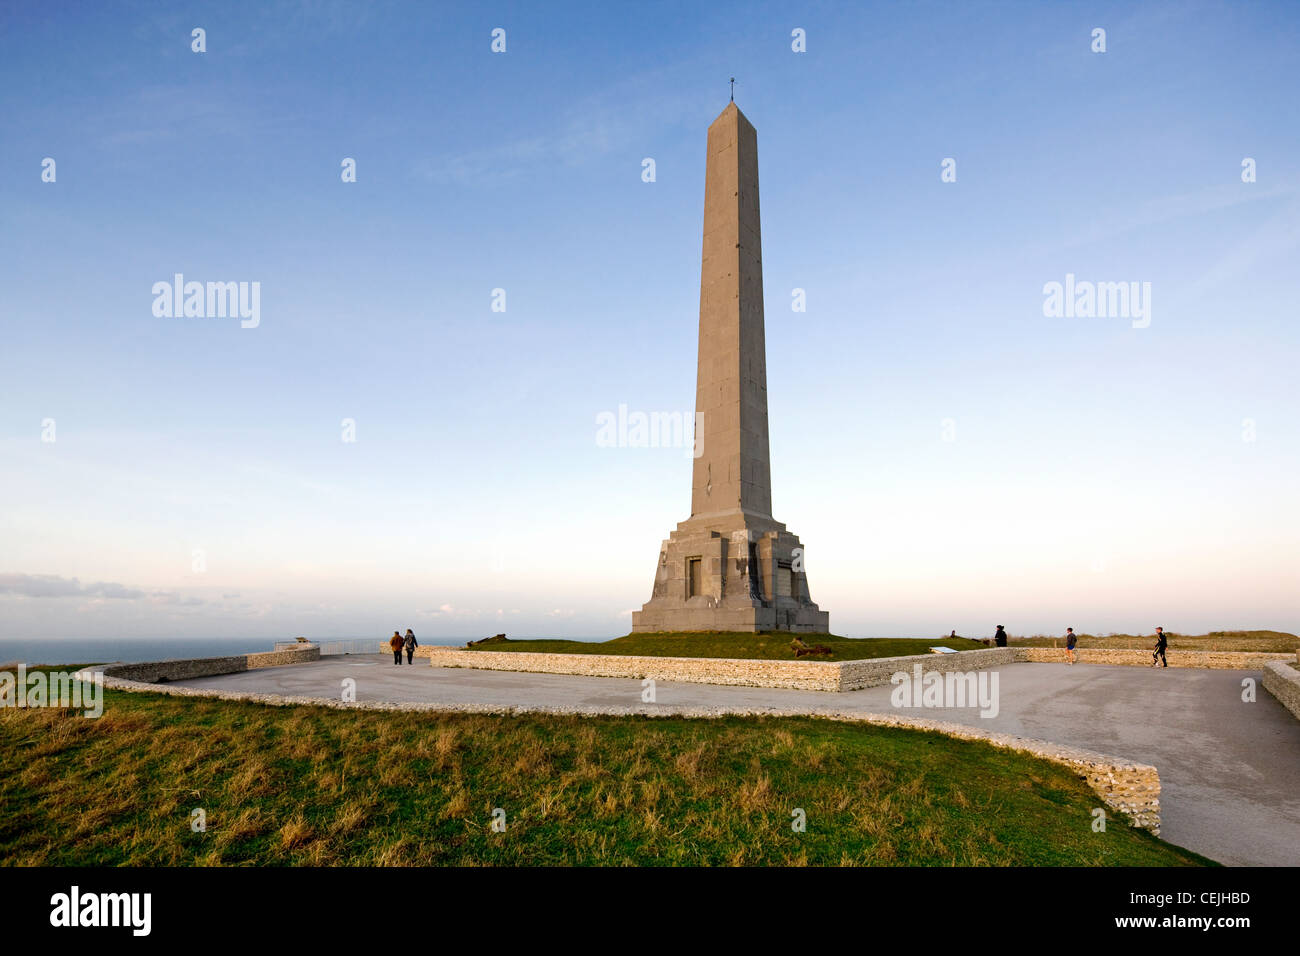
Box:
[426,647,843,690]
[1262,660,1300,721]
[839,647,1016,690]
[101,645,319,683]
[378,643,437,658]
[427,646,1015,693]
[1014,647,1293,669]
[423,644,1289,692]
[76,668,1162,831]
[246,647,320,669]
[104,655,247,683]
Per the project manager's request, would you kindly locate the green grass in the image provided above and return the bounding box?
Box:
[461,630,1298,659]
[1009,630,1298,652]
[462,632,989,661]
[0,684,1212,866]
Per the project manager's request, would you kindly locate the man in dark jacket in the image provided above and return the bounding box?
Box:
[404,629,418,665]
[1152,627,1168,668]
[994,625,1008,647]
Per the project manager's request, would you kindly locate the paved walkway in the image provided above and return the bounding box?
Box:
[171,656,1300,866]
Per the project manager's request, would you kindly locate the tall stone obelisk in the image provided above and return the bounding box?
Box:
[632,102,830,634]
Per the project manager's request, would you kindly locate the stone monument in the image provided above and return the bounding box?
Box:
[631,102,830,634]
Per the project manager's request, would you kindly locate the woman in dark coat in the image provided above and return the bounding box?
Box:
[404,629,418,665]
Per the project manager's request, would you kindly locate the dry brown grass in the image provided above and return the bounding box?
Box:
[0,684,1214,866]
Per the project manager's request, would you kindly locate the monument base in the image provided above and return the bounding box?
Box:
[631,511,830,634]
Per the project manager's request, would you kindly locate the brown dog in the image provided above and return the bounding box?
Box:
[790,637,833,658]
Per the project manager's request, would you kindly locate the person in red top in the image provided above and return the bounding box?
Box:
[389,631,404,665]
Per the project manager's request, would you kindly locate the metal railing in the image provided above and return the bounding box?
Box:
[318,640,384,656]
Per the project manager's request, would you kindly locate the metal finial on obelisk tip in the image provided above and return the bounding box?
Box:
[730,77,735,101]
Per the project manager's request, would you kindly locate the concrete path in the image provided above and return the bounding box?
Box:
[171,656,1300,866]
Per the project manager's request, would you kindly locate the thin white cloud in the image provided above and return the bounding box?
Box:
[414,72,702,185]
[0,573,144,599]
[0,573,205,606]
[1058,183,1295,251]
[1186,198,1300,297]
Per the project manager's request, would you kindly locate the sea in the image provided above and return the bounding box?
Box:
[0,637,477,666]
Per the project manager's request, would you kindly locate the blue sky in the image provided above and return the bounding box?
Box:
[1,0,1297,641]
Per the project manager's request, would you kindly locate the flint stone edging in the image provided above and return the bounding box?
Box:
[75,666,1161,833]
[838,647,1015,689]
[97,646,320,683]
[424,645,1293,692]
[377,644,437,658]
[424,646,1017,692]
[1261,660,1300,722]
[1013,648,1293,669]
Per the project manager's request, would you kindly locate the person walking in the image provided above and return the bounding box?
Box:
[1065,627,1077,665]
[389,630,404,665]
[1152,627,1168,668]
[403,628,418,665]
[994,625,1008,647]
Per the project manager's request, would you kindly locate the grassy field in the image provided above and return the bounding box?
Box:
[1008,630,1298,652]
[0,682,1212,866]
[460,630,1298,659]
[462,632,989,660]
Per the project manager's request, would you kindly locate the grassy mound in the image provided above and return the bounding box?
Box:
[0,686,1211,866]
[460,632,989,661]
[1009,630,1298,652]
